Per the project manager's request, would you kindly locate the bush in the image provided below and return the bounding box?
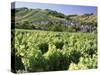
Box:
[44,45,70,71]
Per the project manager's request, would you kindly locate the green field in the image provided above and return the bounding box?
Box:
[11,29,97,73]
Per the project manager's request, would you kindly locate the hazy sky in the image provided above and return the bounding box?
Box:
[13,1,97,15]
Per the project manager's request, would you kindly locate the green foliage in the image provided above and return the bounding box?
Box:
[38,42,48,54]
[70,50,81,64]
[11,29,97,73]
[69,55,97,70]
[55,41,64,49]
[27,50,46,72]
[44,45,70,71]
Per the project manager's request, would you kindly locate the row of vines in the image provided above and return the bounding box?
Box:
[11,29,97,73]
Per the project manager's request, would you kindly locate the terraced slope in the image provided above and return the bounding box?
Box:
[15,8,66,23]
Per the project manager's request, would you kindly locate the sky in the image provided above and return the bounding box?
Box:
[12,1,97,15]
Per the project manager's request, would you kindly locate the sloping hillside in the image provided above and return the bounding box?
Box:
[11,8,97,32]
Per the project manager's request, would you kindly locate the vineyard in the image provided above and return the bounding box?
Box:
[11,29,97,73]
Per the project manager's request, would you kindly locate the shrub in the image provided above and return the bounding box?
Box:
[44,45,70,71]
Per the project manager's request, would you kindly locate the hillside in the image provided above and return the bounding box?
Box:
[11,7,97,32]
